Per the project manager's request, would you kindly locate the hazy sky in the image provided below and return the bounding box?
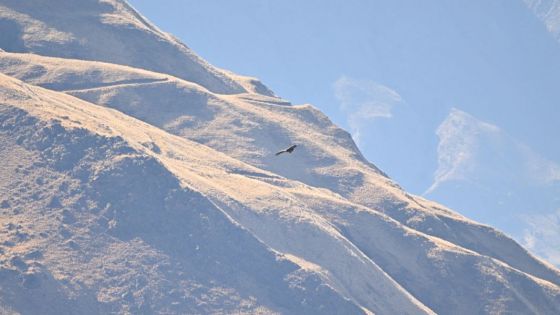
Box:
[128,0,560,264]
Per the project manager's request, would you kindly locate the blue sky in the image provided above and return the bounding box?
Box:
[128,0,560,265]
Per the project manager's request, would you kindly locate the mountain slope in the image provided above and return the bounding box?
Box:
[2,66,560,314]
[0,74,370,315]
[1,0,560,314]
[2,51,559,291]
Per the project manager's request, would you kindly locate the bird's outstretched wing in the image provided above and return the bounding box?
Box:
[275,144,297,156]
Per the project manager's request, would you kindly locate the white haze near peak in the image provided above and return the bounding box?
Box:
[330,77,560,267]
[524,209,560,266]
[525,0,560,40]
[426,108,560,265]
[333,76,402,145]
[1,0,560,314]
[428,108,560,193]
[426,109,501,194]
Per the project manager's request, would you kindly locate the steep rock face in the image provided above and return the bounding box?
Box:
[0,0,245,94]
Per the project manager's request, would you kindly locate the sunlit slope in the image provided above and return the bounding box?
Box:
[2,51,559,291]
[0,73,371,315]
[2,71,560,313]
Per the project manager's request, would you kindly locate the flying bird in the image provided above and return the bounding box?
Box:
[275,144,297,156]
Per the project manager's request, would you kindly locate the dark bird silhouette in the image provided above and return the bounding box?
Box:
[275,144,297,156]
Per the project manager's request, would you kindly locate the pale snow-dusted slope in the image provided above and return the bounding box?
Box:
[0,0,246,94]
[2,71,560,314]
[3,51,560,292]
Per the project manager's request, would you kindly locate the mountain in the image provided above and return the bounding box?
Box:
[0,73,371,315]
[1,1,560,314]
[0,0,244,94]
